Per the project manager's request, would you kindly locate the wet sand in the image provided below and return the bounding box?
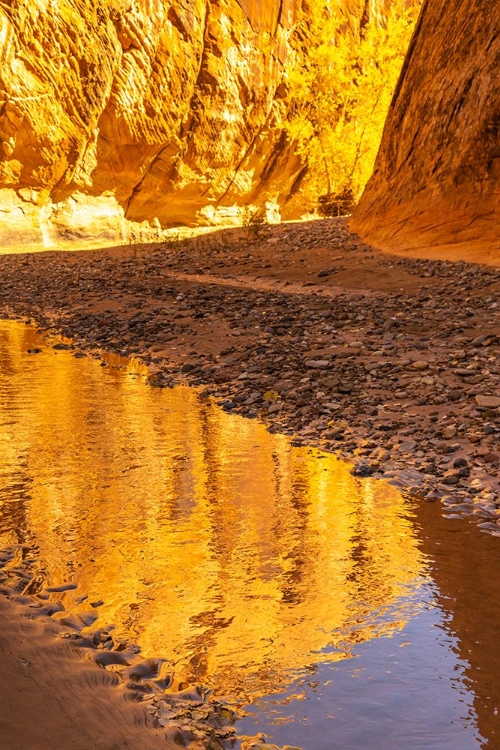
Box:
[0,594,166,750]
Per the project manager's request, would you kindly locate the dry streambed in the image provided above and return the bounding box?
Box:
[1,218,499,529]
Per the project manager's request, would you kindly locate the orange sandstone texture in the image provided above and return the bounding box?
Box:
[0,0,389,248]
[0,0,300,246]
[351,0,500,263]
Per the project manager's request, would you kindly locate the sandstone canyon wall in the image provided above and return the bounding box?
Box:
[0,0,300,247]
[351,0,500,262]
[0,0,395,248]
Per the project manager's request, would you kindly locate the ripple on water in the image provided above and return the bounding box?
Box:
[0,321,498,748]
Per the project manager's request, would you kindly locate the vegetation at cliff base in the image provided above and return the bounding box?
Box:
[286,0,421,214]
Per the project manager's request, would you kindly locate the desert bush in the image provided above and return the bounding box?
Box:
[285,0,421,209]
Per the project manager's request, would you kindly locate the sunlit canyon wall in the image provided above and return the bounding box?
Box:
[1,0,397,248]
[351,0,500,262]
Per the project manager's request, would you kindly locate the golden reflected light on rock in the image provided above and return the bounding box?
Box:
[351,0,500,263]
[0,0,415,248]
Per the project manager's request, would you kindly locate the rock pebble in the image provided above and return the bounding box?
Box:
[476,395,500,408]
[0,216,499,531]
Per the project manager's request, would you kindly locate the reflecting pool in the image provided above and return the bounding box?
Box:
[0,321,497,748]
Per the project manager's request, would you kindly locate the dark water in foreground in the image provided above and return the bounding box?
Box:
[0,320,499,748]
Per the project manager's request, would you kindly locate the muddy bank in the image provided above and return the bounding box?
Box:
[0,578,165,750]
[1,217,499,527]
[0,544,282,750]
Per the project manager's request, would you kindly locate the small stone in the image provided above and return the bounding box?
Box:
[398,440,417,452]
[351,460,374,477]
[267,403,283,414]
[483,452,499,463]
[466,374,484,384]
[475,395,500,408]
[436,441,459,453]
[443,425,457,439]
[372,447,390,461]
[472,334,494,347]
[305,359,330,369]
[411,360,428,370]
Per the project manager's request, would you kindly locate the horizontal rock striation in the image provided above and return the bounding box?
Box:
[351,0,500,263]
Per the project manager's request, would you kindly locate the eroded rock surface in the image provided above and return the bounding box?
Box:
[0,0,401,248]
[351,0,500,263]
[0,0,303,246]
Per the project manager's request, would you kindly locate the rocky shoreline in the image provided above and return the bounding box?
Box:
[1,217,499,531]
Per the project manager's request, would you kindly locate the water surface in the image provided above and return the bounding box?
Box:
[0,321,498,747]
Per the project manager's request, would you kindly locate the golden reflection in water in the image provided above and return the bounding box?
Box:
[0,321,427,701]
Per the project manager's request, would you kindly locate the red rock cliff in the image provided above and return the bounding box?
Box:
[0,0,302,246]
[351,0,500,263]
[0,0,396,248]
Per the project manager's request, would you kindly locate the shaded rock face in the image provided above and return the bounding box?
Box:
[351,0,500,263]
[0,0,302,246]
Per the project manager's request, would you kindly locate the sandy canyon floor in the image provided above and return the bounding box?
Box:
[1,217,499,524]
[1,216,500,748]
